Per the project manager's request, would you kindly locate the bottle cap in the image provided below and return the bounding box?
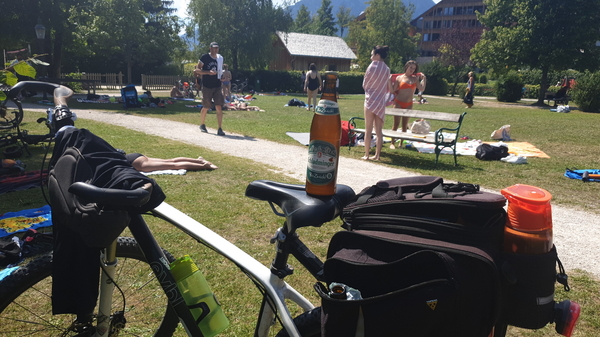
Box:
[170,255,199,280]
[501,184,552,231]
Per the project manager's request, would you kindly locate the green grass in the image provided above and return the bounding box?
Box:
[59,93,600,213]
[1,94,599,336]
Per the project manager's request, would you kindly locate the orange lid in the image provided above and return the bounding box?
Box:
[500,184,551,204]
[501,184,552,231]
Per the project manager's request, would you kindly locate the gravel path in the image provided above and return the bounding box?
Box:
[21,104,600,279]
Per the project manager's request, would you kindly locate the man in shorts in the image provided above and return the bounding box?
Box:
[194,42,225,136]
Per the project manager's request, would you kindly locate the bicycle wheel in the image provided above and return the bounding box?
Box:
[275,307,322,337]
[0,237,180,336]
[0,99,23,130]
[231,83,239,94]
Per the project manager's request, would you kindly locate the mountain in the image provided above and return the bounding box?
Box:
[287,0,436,21]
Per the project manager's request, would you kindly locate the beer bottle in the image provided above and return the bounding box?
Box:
[306,71,341,196]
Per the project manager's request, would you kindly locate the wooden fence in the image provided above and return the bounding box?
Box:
[141,74,192,90]
[61,72,124,90]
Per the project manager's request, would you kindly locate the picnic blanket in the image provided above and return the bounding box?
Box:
[140,169,187,176]
[0,205,52,238]
[286,132,310,146]
[411,141,550,158]
[0,170,47,195]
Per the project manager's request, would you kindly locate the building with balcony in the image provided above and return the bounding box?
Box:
[411,0,485,64]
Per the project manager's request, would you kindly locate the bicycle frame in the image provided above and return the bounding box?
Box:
[98,202,315,337]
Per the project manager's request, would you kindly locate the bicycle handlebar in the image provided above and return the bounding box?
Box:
[7,81,73,106]
[68,182,152,208]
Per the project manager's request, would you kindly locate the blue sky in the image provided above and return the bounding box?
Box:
[172,0,441,19]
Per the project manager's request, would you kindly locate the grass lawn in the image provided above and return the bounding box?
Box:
[1,92,598,336]
[58,92,600,213]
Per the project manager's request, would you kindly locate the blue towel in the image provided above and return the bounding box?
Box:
[0,205,52,238]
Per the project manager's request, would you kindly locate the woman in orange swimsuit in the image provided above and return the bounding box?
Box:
[391,60,426,148]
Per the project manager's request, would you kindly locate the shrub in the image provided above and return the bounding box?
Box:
[474,83,496,97]
[479,74,488,84]
[571,71,600,113]
[496,71,524,102]
[419,61,450,96]
[523,84,541,99]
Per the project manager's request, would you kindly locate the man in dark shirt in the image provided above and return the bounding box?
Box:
[194,42,225,136]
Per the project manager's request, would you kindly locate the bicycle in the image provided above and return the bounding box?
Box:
[0,142,357,337]
[178,80,196,99]
[231,77,254,95]
[0,81,70,153]
[0,83,559,337]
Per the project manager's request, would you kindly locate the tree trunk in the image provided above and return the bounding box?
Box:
[51,30,64,78]
[536,67,549,105]
[127,60,133,84]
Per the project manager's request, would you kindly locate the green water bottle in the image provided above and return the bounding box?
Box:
[170,255,229,337]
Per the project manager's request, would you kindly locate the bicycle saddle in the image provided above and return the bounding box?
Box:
[7,81,61,99]
[245,180,355,230]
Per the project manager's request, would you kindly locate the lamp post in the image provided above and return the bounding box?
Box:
[34,22,46,78]
[34,22,48,100]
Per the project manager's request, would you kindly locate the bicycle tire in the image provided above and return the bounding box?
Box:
[0,99,23,130]
[0,237,180,336]
[231,84,239,94]
[275,307,322,337]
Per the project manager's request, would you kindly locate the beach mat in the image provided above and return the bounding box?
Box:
[0,205,52,238]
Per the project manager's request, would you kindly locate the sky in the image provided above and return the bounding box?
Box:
[171,0,441,19]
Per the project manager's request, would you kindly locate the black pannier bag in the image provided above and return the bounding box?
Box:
[317,176,572,336]
[318,230,500,337]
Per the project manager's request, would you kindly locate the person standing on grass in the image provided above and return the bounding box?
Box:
[304,63,322,111]
[464,71,475,108]
[390,60,427,148]
[195,42,225,136]
[362,45,392,161]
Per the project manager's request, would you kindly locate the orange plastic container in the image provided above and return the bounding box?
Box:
[501,184,553,254]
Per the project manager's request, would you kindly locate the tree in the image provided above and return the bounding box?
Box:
[67,0,183,82]
[313,0,337,36]
[472,0,600,104]
[292,5,313,34]
[188,0,292,71]
[347,0,417,71]
[336,6,354,38]
[436,23,482,96]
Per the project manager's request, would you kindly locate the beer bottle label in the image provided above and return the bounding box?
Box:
[307,140,337,185]
[315,100,339,116]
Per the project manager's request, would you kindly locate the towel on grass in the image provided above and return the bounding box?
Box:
[0,205,52,238]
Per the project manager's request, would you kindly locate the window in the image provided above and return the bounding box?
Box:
[474,6,484,14]
[466,6,474,14]
[444,7,453,15]
[455,7,463,15]
[433,20,442,28]
[423,34,430,41]
[443,20,453,28]
[424,21,430,29]
[431,33,440,41]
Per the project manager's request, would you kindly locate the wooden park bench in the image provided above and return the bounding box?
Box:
[348,109,467,166]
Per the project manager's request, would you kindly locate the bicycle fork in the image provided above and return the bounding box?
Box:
[93,240,122,337]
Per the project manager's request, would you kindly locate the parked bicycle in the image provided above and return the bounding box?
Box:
[0,83,577,337]
[0,81,72,154]
[178,80,196,98]
[231,77,254,95]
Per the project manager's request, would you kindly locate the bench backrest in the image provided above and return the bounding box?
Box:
[385,108,464,123]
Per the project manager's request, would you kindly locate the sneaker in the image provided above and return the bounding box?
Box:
[217,128,225,136]
[200,124,207,133]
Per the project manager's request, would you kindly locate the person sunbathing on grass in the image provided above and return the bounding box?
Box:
[125,153,218,172]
